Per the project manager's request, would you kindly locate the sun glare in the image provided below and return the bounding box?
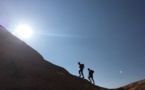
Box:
[14,24,33,38]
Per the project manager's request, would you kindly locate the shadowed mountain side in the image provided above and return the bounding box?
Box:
[0,26,69,89]
[115,88,126,90]
[47,73,108,90]
[0,26,68,74]
[0,25,108,90]
[1,25,145,90]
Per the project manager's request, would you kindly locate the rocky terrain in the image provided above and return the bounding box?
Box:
[0,25,108,90]
[116,79,145,90]
[0,25,144,90]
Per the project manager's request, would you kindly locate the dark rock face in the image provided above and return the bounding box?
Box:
[0,25,107,90]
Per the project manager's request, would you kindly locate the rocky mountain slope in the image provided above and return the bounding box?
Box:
[0,25,108,90]
[1,25,145,90]
[116,79,145,90]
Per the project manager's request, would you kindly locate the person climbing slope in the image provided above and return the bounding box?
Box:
[78,62,84,78]
[88,68,95,84]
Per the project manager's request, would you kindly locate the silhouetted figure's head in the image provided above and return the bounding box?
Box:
[88,68,90,71]
[78,62,80,65]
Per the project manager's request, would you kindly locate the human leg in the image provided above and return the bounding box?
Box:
[80,69,84,78]
[88,76,92,83]
[91,77,95,84]
[79,70,81,77]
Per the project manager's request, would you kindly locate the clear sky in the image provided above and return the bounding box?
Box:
[0,0,145,88]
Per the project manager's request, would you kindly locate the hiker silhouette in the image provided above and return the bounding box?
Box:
[88,68,95,84]
[78,62,84,78]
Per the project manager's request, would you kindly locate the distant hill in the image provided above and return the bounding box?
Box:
[115,79,145,90]
[0,25,108,90]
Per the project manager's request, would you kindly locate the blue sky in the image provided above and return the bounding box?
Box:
[0,0,145,88]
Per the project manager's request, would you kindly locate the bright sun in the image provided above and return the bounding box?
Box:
[13,24,33,38]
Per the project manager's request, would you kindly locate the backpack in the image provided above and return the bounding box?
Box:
[80,64,84,69]
[91,70,94,74]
